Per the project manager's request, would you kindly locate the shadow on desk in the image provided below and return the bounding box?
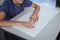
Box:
[3,30,27,40]
[56,31,60,40]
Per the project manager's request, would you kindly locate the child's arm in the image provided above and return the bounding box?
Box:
[0,11,34,28]
[29,3,40,23]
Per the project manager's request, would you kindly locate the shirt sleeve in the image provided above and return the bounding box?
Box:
[0,0,8,13]
[23,0,32,7]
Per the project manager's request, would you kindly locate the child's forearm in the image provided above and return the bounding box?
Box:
[0,20,22,27]
[33,5,40,15]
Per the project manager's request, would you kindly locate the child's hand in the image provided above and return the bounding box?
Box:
[20,21,34,28]
[29,14,39,23]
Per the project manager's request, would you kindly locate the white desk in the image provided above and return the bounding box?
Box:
[1,4,60,40]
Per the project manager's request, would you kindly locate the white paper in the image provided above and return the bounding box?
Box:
[12,5,59,37]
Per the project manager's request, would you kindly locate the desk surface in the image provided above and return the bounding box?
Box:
[11,4,59,37]
[2,4,59,38]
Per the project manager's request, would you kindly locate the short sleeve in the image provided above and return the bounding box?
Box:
[23,0,32,7]
[0,0,8,13]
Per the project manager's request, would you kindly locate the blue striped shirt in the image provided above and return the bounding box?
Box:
[0,0,32,20]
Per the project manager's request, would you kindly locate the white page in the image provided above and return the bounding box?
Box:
[12,5,59,37]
